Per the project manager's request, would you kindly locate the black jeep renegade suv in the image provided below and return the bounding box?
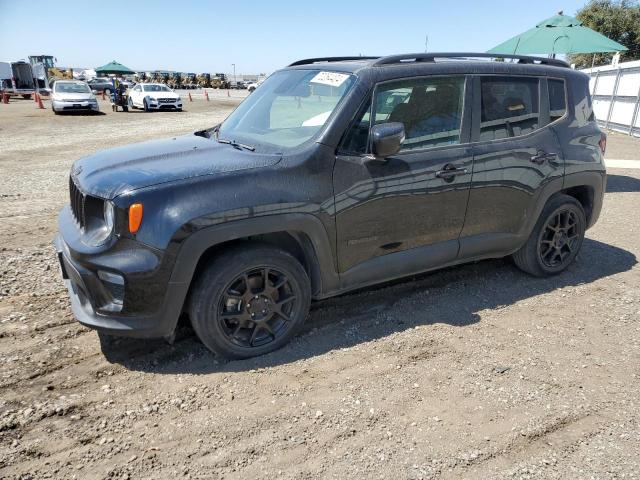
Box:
[56,53,606,358]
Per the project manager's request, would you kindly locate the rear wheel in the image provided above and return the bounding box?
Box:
[104,88,111,96]
[512,194,586,277]
[189,245,311,359]
[22,94,32,99]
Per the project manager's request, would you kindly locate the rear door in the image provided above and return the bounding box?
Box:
[459,75,564,258]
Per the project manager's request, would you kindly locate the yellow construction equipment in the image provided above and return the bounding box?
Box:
[28,55,73,88]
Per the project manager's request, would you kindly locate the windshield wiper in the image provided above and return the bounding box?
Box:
[217,138,255,151]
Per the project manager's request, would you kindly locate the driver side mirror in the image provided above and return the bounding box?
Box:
[371,122,405,158]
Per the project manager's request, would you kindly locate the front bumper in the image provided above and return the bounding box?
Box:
[147,99,182,110]
[53,99,99,112]
[55,207,186,338]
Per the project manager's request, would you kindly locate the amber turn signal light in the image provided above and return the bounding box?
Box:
[128,203,143,234]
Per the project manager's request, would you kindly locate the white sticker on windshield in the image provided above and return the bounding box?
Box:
[310,71,350,87]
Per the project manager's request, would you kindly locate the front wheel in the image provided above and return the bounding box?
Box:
[128,97,135,110]
[189,245,311,359]
[512,194,586,277]
[143,98,150,112]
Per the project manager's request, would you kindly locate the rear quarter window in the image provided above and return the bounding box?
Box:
[548,79,567,122]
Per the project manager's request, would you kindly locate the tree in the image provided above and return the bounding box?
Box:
[570,0,640,68]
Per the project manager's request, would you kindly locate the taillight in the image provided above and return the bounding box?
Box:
[598,133,607,155]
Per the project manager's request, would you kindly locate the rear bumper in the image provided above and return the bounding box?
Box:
[55,207,186,338]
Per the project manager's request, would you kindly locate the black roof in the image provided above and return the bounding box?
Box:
[285,53,577,78]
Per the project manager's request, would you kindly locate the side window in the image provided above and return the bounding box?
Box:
[548,79,567,122]
[134,85,141,92]
[480,77,540,140]
[374,77,465,150]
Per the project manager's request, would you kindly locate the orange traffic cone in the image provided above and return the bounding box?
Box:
[102,90,106,100]
[2,92,8,104]
[36,93,45,109]
[204,90,209,101]
[34,92,38,103]
[188,92,193,102]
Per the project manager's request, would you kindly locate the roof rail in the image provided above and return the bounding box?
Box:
[372,52,569,68]
[288,56,380,67]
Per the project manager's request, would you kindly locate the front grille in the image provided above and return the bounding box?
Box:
[69,176,86,228]
[158,98,176,104]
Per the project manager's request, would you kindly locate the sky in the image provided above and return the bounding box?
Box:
[0,0,590,76]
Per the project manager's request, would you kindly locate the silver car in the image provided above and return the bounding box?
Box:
[51,80,99,114]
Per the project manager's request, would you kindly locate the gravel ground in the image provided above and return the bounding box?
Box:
[0,95,639,480]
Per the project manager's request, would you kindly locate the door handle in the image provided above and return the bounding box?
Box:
[530,151,557,165]
[435,164,468,179]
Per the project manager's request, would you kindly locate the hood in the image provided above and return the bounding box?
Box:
[53,91,94,100]
[71,134,281,199]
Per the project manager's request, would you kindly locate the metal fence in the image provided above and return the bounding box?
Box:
[582,59,640,137]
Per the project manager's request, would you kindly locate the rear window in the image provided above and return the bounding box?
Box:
[479,77,540,141]
[548,79,567,122]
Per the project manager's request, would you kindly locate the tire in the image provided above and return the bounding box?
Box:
[143,98,150,112]
[22,94,32,99]
[189,244,311,359]
[104,88,111,96]
[512,194,586,277]
[128,97,135,110]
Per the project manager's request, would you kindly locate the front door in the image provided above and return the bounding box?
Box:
[333,75,473,284]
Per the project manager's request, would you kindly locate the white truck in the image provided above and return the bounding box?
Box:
[0,61,37,98]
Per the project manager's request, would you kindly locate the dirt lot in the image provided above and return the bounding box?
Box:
[1,95,639,480]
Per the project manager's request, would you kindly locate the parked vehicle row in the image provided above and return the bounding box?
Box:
[43,78,183,115]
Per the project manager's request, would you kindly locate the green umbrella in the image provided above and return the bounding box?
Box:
[95,60,135,75]
[487,13,628,55]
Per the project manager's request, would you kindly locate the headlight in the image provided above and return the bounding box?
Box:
[86,201,115,246]
[104,201,115,232]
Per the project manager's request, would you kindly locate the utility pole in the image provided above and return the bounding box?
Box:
[425,35,429,53]
[231,63,236,86]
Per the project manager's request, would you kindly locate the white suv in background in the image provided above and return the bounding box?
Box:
[128,83,182,111]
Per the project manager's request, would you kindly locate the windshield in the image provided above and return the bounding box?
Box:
[55,82,90,93]
[218,69,356,151]
[143,84,171,92]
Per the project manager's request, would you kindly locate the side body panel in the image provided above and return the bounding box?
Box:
[554,74,606,228]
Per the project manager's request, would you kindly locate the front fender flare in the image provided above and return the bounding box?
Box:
[168,213,340,299]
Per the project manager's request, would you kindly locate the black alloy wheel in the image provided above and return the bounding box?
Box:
[189,245,311,359]
[537,209,580,269]
[512,194,586,277]
[218,267,297,348]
